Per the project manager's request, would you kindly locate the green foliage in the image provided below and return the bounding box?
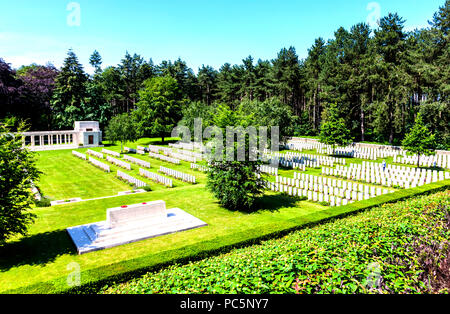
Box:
[34,197,51,208]
[143,185,152,192]
[0,120,40,244]
[178,101,216,138]
[206,105,266,211]
[319,103,353,151]
[105,113,139,153]
[103,190,450,294]
[207,160,265,211]
[133,76,182,143]
[294,112,316,137]
[51,50,88,129]
[402,113,437,166]
[238,97,298,142]
[418,101,450,150]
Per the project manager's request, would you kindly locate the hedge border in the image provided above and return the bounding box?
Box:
[5,180,450,294]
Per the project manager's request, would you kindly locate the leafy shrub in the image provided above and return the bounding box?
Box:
[35,197,51,208]
[143,185,152,192]
[207,160,265,211]
[319,201,330,206]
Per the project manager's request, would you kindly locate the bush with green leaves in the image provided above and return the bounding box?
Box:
[0,121,41,244]
[34,197,51,208]
[402,113,437,168]
[143,185,152,192]
[207,160,265,211]
[102,190,450,294]
[206,104,266,211]
[319,103,353,154]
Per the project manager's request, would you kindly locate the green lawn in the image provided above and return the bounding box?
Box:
[2,139,449,294]
[36,150,131,200]
[36,139,206,201]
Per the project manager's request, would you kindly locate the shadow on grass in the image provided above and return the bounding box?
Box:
[141,139,180,146]
[0,230,76,272]
[252,194,301,213]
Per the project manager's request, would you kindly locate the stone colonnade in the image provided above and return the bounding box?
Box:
[22,131,79,148]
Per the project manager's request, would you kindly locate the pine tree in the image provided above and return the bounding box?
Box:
[371,13,409,144]
[89,50,103,75]
[197,65,218,106]
[51,50,87,129]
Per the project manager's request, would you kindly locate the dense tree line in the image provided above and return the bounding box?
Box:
[0,1,448,147]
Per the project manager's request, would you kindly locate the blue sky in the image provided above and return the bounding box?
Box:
[0,0,445,73]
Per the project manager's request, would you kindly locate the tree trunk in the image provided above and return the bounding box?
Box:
[417,154,420,168]
[389,105,394,144]
[361,106,365,142]
[313,91,317,131]
[161,135,165,145]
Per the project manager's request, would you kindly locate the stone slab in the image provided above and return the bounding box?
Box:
[67,207,208,254]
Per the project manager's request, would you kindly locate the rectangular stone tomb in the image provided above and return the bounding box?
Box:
[66,200,208,254]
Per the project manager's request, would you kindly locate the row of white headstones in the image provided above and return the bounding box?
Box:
[147,145,172,156]
[190,163,210,172]
[102,148,120,158]
[86,149,104,159]
[78,148,199,188]
[169,142,205,152]
[89,157,111,173]
[123,154,151,169]
[148,152,181,165]
[259,165,279,176]
[288,140,450,166]
[120,150,197,187]
[169,144,204,160]
[139,168,173,187]
[323,163,449,188]
[74,150,110,172]
[287,142,401,160]
[107,156,132,170]
[268,174,393,206]
[266,182,389,207]
[149,144,204,163]
[159,166,196,184]
[394,154,450,169]
[170,152,197,163]
[117,170,147,188]
[263,150,347,170]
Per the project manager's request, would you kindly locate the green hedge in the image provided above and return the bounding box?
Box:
[7,180,450,294]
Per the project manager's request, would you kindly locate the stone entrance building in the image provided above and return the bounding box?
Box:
[22,121,103,151]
